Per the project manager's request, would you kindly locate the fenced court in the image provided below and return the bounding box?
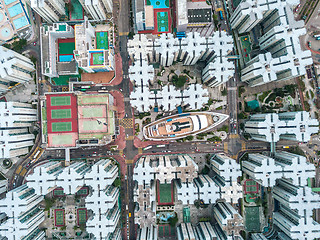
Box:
[52,122,72,132]
[49,133,77,147]
[76,186,89,196]
[51,109,72,119]
[90,52,104,66]
[96,32,109,49]
[50,96,71,106]
[77,208,87,226]
[245,206,260,232]
[244,179,259,194]
[58,38,75,55]
[53,187,65,197]
[158,224,176,237]
[157,181,174,205]
[54,209,65,227]
[157,12,169,32]
[240,35,252,63]
[81,106,105,118]
[78,95,110,105]
[79,119,107,133]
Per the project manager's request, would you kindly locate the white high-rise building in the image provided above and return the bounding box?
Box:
[273,179,320,217]
[0,46,35,93]
[242,151,314,187]
[244,112,319,143]
[230,0,312,86]
[26,159,120,239]
[273,205,320,240]
[0,184,45,240]
[0,102,37,159]
[30,0,66,23]
[0,180,7,195]
[127,32,234,112]
[210,153,241,186]
[251,233,267,240]
[78,0,112,20]
[137,225,157,240]
[213,201,244,237]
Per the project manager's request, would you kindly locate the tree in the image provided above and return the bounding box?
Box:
[185,135,194,141]
[168,215,178,227]
[172,75,187,88]
[113,178,121,187]
[221,87,227,96]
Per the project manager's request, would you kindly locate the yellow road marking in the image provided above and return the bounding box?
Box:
[16,165,22,174]
[20,168,27,176]
[242,142,246,151]
[138,147,143,154]
[125,135,134,140]
[126,159,134,164]
[230,134,239,139]
[119,32,129,36]
[119,149,123,156]
[224,142,228,152]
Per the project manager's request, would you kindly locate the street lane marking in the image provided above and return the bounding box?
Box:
[242,142,246,151]
[126,159,133,164]
[20,168,27,176]
[224,142,228,152]
[138,147,142,154]
[119,149,123,156]
[119,32,129,36]
[119,118,133,128]
[16,165,22,174]
[230,134,239,139]
[125,135,134,140]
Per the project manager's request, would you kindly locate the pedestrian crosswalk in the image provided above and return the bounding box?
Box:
[118,118,133,128]
[138,147,142,154]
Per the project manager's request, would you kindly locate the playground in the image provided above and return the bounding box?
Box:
[244,179,259,194]
[96,32,109,49]
[157,181,174,205]
[240,35,252,63]
[77,208,87,226]
[244,206,260,232]
[54,209,65,227]
[58,38,75,62]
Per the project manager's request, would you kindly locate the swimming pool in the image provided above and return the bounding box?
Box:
[7,3,23,17]
[3,0,17,5]
[12,16,29,30]
[59,55,74,62]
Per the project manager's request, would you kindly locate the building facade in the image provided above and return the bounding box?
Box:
[0,46,35,93]
[30,0,65,23]
[0,102,37,159]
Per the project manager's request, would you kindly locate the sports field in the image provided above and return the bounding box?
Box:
[58,39,75,55]
[158,182,173,205]
[245,206,260,232]
[53,188,65,197]
[81,119,106,132]
[240,35,252,63]
[54,209,65,227]
[158,224,175,237]
[96,32,108,49]
[91,52,104,65]
[52,122,72,132]
[244,179,259,194]
[77,208,87,225]
[81,106,105,118]
[50,134,76,147]
[50,96,71,106]
[51,109,71,119]
[78,95,109,105]
[76,187,89,196]
[157,12,169,32]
